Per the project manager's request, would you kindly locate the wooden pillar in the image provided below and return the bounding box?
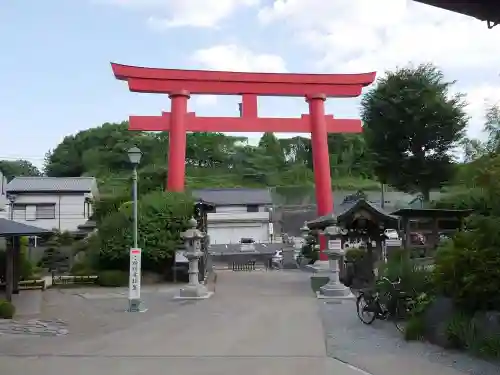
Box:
[403,217,411,251]
[4,237,14,302]
[167,90,190,192]
[306,94,333,261]
[430,217,439,257]
[12,236,21,294]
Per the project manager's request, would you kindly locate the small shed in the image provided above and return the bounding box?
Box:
[0,218,51,302]
[390,208,472,255]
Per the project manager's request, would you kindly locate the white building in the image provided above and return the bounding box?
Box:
[6,177,99,233]
[193,188,273,245]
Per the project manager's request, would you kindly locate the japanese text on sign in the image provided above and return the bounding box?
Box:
[129,248,142,300]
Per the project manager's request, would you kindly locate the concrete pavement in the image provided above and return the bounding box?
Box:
[0,270,366,375]
[2,270,493,375]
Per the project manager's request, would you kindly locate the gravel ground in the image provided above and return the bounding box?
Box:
[320,300,500,375]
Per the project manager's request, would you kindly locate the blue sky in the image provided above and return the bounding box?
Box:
[1,0,500,169]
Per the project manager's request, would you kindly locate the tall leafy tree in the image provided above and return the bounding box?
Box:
[483,104,500,154]
[0,160,41,180]
[361,63,468,200]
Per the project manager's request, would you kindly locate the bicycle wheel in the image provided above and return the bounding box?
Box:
[393,298,411,332]
[356,293,377,324]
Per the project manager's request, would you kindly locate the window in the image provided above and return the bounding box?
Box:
[36,204,56,219]
[12,204,26,220]
[83,200,92,218]
[246,204,259,212]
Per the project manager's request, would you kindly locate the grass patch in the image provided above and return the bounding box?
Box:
[310,276,329,294]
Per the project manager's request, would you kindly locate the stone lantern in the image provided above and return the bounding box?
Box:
[317,224,354,301]
[174,218,213,300]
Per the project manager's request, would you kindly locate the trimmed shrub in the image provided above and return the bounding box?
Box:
[97,270,129,287]
[0,299,15,319]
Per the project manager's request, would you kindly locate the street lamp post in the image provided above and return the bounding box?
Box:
[127,146,146,312]
[7,194,16,220]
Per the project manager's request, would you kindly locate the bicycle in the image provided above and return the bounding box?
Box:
[356,276,415,332]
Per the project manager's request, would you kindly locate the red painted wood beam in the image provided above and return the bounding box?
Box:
[111,63,376,98]
[111,63,376,86]
[129,113,362,133]
[126,78,364,97]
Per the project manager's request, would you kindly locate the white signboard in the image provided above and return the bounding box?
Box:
[328,239,342,250]
[129,248,142,300]
[386,239,402,247]
[268,222,274,235]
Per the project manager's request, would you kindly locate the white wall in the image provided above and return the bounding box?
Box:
[7,192,92,232]
[208,222,269,244]
[207,204,271,244]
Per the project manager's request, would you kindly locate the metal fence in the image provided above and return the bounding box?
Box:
[211,251,275,272]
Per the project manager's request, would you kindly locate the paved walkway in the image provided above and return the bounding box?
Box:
[1,270,498,375]
[0,271,362,375]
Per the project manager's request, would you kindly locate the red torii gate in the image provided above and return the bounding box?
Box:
[111,63,376,259]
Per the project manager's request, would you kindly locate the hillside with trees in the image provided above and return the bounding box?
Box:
[41,122,380,199]
[0,63,495,205]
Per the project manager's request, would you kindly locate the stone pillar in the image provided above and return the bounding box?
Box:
[317,226,354,301]
[174,218,213,300]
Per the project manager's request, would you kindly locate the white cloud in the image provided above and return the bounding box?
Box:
[190,44,287,106]
[258,0,500,73]
[464,85,500,139]
[191,44,287,72]
[101,0,260,28]
[258,0,500,138]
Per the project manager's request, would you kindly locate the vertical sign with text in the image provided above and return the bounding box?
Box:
[129,248,142,300]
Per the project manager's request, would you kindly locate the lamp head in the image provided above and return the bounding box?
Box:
[127,146,142,166]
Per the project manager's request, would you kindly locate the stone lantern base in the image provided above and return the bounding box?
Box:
[317,250,354,302]
[174,284,213,300]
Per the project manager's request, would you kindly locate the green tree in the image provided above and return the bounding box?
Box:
[361,63,468,201]
[483,104,500,154]
[38,232,72,273]
[97,191,194,271]
[0,160,41,180]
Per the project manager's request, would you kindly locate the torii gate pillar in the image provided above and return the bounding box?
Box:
[307,94,333,221]
[168,91,190,192]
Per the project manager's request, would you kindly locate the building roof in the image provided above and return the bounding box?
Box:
[192,188,272,206]
[306,198,399,230]
[390,208,473,219]
[414,0,500,28]
[0,218,52,237]
[7,177,96,193]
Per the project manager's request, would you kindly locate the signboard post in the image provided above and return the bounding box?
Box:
[128,248,146,312]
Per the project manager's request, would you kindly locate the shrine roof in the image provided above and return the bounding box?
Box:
[192,188,272,206]
[0,218,51,237]
[414,1,500,27]
[390,208,473,219]
[306,198,398,230]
